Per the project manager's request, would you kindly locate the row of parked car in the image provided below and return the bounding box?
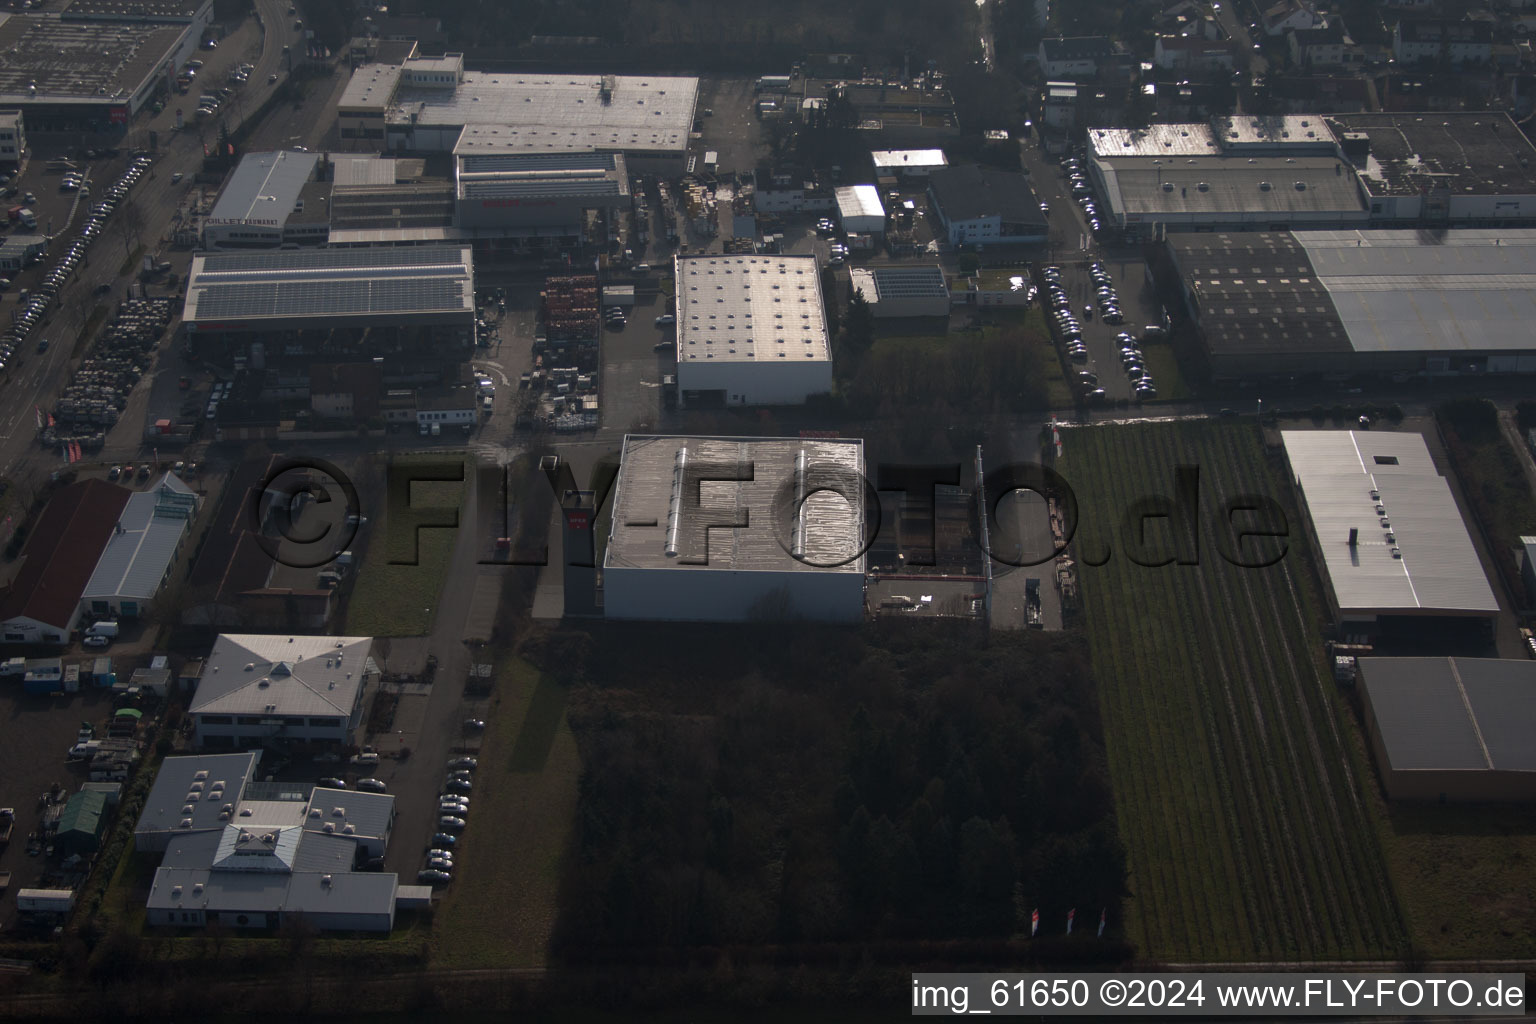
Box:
[1040,265,1107,403]
[421,756,478,885]
[1062,156,1107,237]
[1086,260,1125,325]
[0,155,151,374]
[1117,331,1159,401]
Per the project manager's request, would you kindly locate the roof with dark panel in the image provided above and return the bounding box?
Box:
[0,479,132,630]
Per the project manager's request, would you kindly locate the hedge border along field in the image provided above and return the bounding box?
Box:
[1060,420,1406,962]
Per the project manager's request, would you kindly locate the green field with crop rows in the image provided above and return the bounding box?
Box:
[1062,420,1406,962]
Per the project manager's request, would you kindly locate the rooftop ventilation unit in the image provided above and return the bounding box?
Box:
[322,822,335,833]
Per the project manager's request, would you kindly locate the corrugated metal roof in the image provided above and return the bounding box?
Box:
[208,151,320,227]
[835,185,885,222]
[190,634,373,718]
[1360,657,1536,772]
[1295,229,1536,353]
[605,435,866,574]
[1281,430,1500,616]
[81,474,196,604]
[330,155,399,188]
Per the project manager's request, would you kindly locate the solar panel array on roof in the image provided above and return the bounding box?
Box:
[184,246,474,327]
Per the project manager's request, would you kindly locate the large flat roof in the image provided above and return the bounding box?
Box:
[871,149,948,171]
[1280,430,1500,617]
[1359,657,1536,773]
[61,0,207,20]
[0,15,183,104]
[1089,116,1336,158]
[927,165,1045,227]
[81,474,196,604]
[190,634,374,719]
[851,264,950,302]
[136,752,260,839]
[184,246,474,330]
[1328,112,1536,197]
[147,865,399,918]
[1295,229,1536,353]
[456,150,628,202]
[1169,231,1351,359]
[1090,123,1222,158]
[450,121,688,158]
[605,435,867,574]
[1098,155,1366,220]
[330,155,399,188]
[675,255,830,366]
[208,151,319,227]
[338,62,402,113]
[384,69,697,133]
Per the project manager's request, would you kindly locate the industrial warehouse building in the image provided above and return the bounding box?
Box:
[453,150,630,231]
[926,165,1048,246]
[1087,118,1366,235]
[1328,112,1536,225]
[79,473,198,621]
[202,151,329,250]
[182,246,476,344]
[0,1,213,132]
[338,56,697,174]
[848,265,951,318]
[0,479,133,645]
[1166,229,1536,380]
[603,435,868,623]
[324,149,631,247]
[188,634,378,748]
[834,185,886,236]
[1357,657,1536,802]
[673,255,833,407]
[136,752,422,931]
[181,457,335,630]
[1280,430,1500,634]
[871,148,948,181]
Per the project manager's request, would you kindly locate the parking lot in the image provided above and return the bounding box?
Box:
[1036,256,1168,407]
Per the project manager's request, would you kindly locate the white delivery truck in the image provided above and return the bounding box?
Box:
[84,621,119,639]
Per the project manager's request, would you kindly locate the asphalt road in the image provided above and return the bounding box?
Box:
[0,2,303,502]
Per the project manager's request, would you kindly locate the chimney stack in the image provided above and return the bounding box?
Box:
[1347,527,1358,547]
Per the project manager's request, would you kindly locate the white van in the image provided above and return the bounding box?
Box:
[85,621,119,639]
